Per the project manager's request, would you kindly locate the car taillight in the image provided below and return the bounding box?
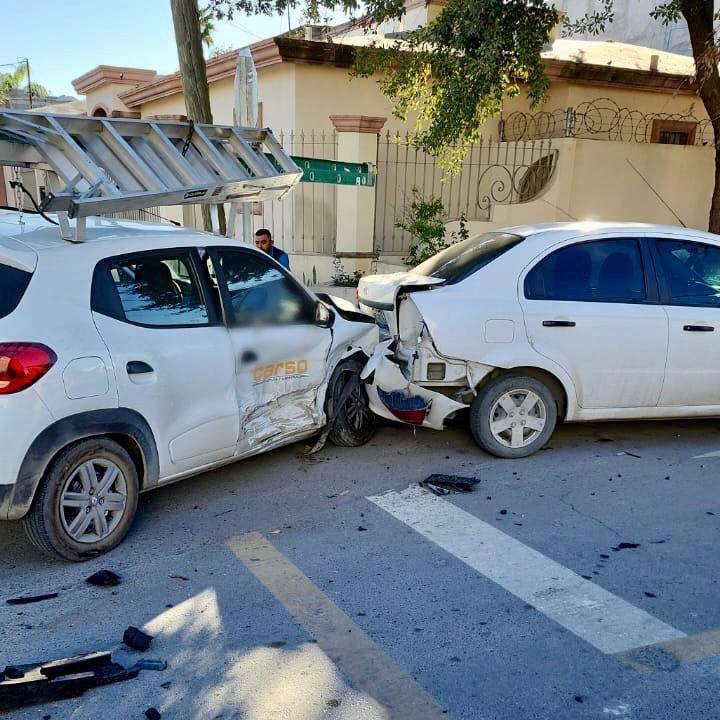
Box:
[0,343,57,395]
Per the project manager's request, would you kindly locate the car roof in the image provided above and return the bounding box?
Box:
[503,221,720,246]
[0,209,253,255]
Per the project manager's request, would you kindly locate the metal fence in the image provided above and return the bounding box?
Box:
[257,130,337,255]
[375,132,558,255]
[501,97,714,145]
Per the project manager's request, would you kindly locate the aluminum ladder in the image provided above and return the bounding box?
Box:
[0,109,302,242]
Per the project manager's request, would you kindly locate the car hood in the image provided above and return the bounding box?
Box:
[357,271,445,310]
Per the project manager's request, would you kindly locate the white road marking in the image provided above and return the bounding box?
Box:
[693,450,720,458]
[368,485,685,655]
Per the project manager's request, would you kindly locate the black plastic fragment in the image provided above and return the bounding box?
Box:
[421,474,480,494]
[85,570,121,587]
[0,651,138,712]
[6,593,58,606]
[145,708,161,720]
[123,626,153,652]
[611,542,640,551]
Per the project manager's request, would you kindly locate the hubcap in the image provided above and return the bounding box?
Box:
[489,389,547,449]
[59,459,127,543]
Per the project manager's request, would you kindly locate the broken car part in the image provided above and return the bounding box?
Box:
[0,652,137,712]
[122,626,153,652]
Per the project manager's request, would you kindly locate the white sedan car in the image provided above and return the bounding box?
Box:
[359,222,720,458]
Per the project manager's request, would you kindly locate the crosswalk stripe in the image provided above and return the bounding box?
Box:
[368,485,685,655]
[229,532,454,720]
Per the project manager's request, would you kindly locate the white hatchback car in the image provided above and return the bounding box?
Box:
[359,222,720,458]
[0,210,378,561]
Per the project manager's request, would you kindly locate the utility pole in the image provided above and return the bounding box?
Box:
[170,0,225,233]
[18,58,32,109]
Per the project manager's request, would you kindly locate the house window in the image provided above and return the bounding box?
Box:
[651,119,697,146]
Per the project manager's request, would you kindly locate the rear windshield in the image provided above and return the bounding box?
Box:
[414,232,524,284]
[0,263,32,319]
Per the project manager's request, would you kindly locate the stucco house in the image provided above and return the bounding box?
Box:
[6,1,717,283]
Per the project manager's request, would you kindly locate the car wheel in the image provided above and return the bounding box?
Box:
[23,438,139,562]
[327,358,375,447]
[470,374,557,459]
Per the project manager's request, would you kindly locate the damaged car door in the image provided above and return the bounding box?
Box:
[208,248,333,452]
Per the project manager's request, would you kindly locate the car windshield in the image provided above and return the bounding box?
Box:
[414,232,524,284]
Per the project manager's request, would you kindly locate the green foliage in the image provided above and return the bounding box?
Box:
[200,6,217,48]
[205,0,405,24]
[354,0,557,170]
[396,188,467,267]
[331,257,363,287]
[0,63,48,105]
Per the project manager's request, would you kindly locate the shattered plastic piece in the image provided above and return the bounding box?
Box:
[0,651,138,712]
[122,627,153,652]
[611,542,640,551]
[160,681,171,689]
[2,667,24,680]
[85,570,121,587]
[6,593,58,606]
[145,708,161,720]
[357,526,368,532]
[616,451,641,459]
[421,474,480,494]
[644,592,657,598]
[127,660,167,673]
[168,575,189,581]
[418,481,450,496]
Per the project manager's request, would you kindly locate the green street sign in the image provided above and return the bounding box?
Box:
[266,154,375,187]
[293,156,376,187]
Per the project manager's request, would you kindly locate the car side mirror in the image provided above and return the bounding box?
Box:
[314,300,335,328]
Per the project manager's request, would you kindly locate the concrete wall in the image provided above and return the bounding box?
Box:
[460,137,714,238]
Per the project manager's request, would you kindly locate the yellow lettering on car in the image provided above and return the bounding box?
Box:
[251,360,310,384]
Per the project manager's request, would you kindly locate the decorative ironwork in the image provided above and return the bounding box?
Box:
[501,98,714,146]
[375,133,559,255]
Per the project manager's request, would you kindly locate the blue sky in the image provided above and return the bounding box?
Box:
[1,1,348,97]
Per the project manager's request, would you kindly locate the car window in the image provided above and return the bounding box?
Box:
[414,232,523,284]
[653,238,720,307]
[525,238,646,303]
[212,250,310,326]
[0,263,32,320]
[92,252,209,327]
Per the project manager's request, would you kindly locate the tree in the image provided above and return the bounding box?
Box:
[200,6,217,49]
[171,0,225,233]
[0,63,48,106]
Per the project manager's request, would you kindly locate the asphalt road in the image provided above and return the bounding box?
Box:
[2,417,720,720]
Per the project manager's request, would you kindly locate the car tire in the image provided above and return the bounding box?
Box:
[470,374,558,459]
[23,438,139,562]
[327,358,375,447]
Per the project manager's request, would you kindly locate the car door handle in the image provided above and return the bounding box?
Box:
[240,350,258,364]
[542,320,576,328]
[683,325,715,332]
[126,361,154,375]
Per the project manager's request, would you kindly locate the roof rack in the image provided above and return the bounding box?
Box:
[0,109,302,242]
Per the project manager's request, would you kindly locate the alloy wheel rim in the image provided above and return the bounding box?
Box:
[59,459,128,543]
[489,389,547,449]
[344,383,370,432]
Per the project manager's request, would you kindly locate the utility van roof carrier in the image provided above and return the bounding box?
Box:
[0,109,302,242]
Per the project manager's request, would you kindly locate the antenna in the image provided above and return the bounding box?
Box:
[626,159,687,228]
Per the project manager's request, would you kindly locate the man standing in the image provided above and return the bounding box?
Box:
[254,228,290,269]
